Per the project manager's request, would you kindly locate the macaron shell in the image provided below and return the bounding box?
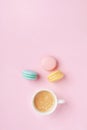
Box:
[23,76,37,80]
[48,70,64,82]
[41,56,57,71]
[23,70,37,76]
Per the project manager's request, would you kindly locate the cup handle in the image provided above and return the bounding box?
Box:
[57,99,65,104]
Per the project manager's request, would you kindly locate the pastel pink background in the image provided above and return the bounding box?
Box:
[0,0,87,130]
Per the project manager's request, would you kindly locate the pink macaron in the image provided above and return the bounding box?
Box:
[41,56,58,71]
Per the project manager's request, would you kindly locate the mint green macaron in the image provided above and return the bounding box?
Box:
[22,70,38,80]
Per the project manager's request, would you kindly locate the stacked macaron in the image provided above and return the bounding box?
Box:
[41,56,57,71]
[22,70,38,80]
[48,70,64,82]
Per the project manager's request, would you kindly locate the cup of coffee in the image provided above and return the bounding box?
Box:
[32,89,65,115]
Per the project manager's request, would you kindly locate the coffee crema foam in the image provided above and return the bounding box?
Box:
[34,91,55,112]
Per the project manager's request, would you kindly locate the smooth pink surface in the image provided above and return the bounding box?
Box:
[0,0,87,130]
[41,56,57,71]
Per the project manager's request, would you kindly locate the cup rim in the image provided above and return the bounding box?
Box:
[32,89,58,115]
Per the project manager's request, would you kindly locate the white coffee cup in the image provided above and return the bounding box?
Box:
[32,89,65,115]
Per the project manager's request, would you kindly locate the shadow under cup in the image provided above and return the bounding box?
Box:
[32,90,58,115]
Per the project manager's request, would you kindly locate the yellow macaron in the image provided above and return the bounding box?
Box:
[48,70,64,82]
